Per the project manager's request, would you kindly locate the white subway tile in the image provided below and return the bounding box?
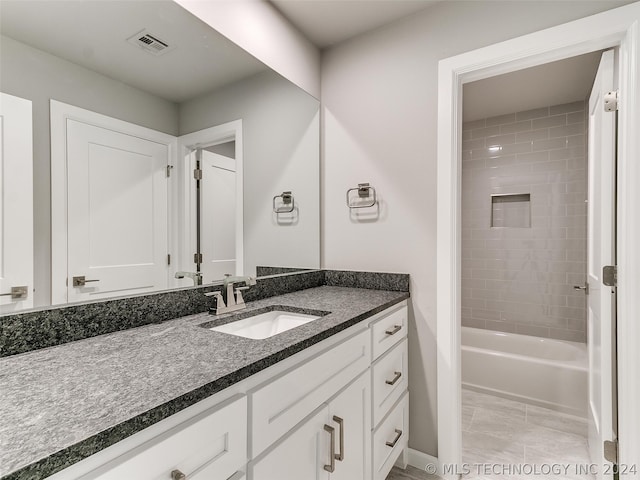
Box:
[516,106,550,121]
[532,114,566,130]
[550,101,585,115]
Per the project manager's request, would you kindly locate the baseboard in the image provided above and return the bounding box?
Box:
[407,448,440,476]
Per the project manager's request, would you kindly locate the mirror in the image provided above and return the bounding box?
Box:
[0,0,320,312]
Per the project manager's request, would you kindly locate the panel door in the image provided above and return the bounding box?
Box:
[0,92,33,312]
[66,119,169,302]
[201,150,237,281]
[328,372,371,480]
[587,49,617,479]
[249,405,330,480]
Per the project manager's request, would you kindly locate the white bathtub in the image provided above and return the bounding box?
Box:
[461,327,588,417]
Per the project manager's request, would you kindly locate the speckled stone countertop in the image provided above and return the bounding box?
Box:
[0,286,409,480]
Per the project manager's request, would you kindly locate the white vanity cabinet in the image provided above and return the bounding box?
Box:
[249,371,371,480]
[64,395,247,480]
[49,300,409,480]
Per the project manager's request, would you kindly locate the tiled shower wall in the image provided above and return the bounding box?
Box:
[461,101,588,343]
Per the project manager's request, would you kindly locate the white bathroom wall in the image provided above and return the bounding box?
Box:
[321,0,634,457]
[174,0,321,99]
[0,35,179,307]
[462,102,588,343]
[179,70,320,275]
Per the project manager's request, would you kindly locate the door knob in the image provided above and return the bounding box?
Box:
[0,286,28,299]
[573,284,589,294]
[72,276,100,287]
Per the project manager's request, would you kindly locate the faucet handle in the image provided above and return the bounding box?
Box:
[204,290,226,308]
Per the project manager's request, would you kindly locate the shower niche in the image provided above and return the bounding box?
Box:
[490,193,531,228]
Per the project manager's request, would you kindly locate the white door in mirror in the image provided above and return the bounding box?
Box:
[65,119,169,303]
[0,93,33,312]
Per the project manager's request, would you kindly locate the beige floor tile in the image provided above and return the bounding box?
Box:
[526,404,588,437]
[462,388,526,419]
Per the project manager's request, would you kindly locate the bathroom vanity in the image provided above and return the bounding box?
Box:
[0,284,409,480]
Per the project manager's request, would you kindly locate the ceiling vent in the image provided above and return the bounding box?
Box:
[127,29,175,56]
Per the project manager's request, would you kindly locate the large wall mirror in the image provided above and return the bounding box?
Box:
[0,0,320,313]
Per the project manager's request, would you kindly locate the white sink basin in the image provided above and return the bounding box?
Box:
[209,310,321,339]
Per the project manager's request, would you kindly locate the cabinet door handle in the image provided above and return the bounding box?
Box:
[323,424,335,472]
[385,429,403,448]
[385,371,402,386]
[333,415,345,461]
[171,470,186,480]
[385,325,402,336]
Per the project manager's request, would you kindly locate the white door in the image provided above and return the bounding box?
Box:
[66,119,169,303]
[329,373,370,480]
[0,93,33,312]
[249,405,330,480]
[587,49,617,479]
[200,150,237,281]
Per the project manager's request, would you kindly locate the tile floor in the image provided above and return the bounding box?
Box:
[388,388,592,480]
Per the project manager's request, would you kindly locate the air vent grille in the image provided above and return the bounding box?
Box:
[127,29,175,56]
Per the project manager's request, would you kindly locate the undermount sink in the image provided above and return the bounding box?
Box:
[208,309,324,340]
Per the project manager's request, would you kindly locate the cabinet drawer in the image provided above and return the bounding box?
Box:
[371,304,407,360]
[373,392,408,480]
[81,395,247,480]
[250,329,370,457]
[372,338,408,427]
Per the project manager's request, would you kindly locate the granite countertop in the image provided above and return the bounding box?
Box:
[0,286,409,479]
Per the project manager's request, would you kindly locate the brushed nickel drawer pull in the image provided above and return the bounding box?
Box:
[324,424,336,472]
[333,415,344,461]
[385,325,402,336]
[171,470,186,480]
[386,429,403,448]
[386,371,402,385]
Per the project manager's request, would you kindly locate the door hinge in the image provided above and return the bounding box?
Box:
[167,254,171,266]
[603,265,617,287]
[604,439,618,464]
[166,165,173,178]
[604,90,619,112]
[193,168,202,180]
[194,253,203,264]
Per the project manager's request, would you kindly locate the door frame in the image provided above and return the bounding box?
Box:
[436,4,640,477]
[50,100,177,305]
[175,120,244,283]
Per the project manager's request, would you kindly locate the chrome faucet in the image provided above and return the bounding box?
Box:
[206,275,256,315]
[174,271,203,286]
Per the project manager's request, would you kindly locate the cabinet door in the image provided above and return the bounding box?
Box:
[328,372,371,480]
[250,405,331,480]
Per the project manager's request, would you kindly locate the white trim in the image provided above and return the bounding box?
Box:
[50,100,177,305]
[176,120,244,283]
[407,448,439,476]
[436,4,640,478]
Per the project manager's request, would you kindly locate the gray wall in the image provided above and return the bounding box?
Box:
[462,102,588,343]
[0,35,179,307]
[320,0,633,457]
[179,70,320,275]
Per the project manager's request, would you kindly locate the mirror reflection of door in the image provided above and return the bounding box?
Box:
[0,93,33,313]
[200,145,237,282]
[51,101,173,305]
[177,120,244,287]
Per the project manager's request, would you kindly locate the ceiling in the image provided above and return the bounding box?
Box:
[463,51,603,122]
[270,0,440,48]
[0,0,267,104]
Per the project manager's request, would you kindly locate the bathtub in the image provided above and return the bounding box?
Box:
[461,327,588,417]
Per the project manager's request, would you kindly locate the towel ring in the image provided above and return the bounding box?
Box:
[273,191,295,214]
[346,183,377,209]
